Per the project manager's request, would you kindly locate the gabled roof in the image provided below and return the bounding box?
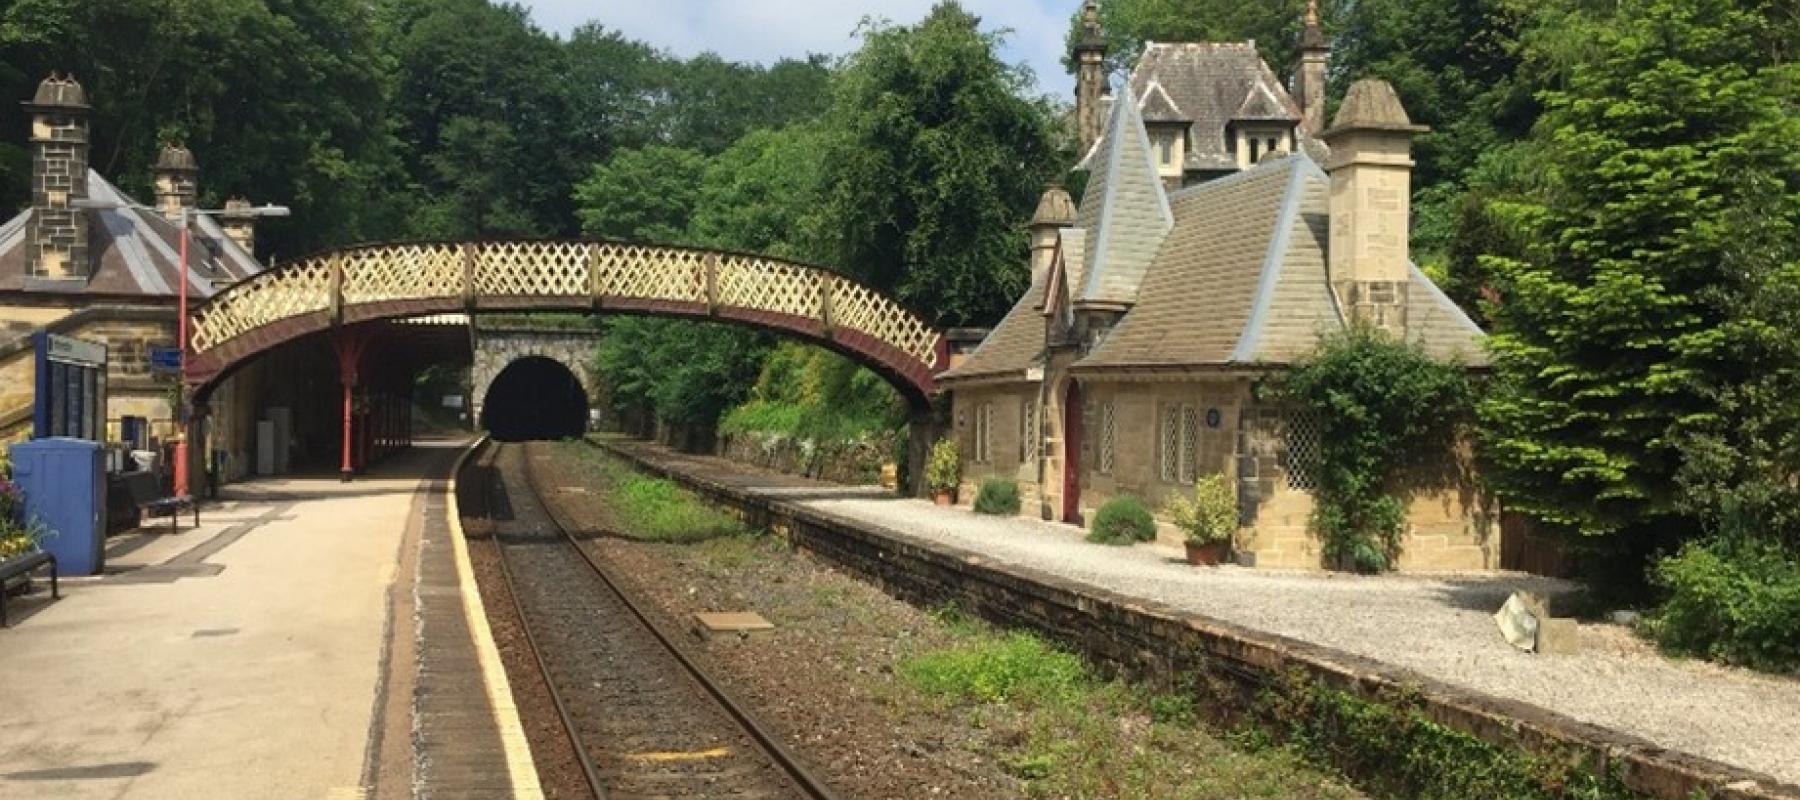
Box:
[1074,153,1487,371]
[0,170,263,299]
[1139,79,1187,122]
[938,272,1048,384]
[1073,84,1174,308]
[1116,42,1304,173]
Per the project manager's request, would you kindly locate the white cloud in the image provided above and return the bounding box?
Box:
[515,0,1074,98]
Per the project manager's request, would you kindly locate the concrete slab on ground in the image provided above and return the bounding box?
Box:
[0,443,465,800]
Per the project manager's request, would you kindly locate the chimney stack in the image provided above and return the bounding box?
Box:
[1073,1,1109,153]
[23,73,91,280]
[1028,185,1076,282]
[1297,0,1330,137]
[221,197,257,256]
[1322,79,1427,337]
[153,143,199,221]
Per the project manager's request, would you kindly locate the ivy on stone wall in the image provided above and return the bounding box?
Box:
[1278,325,1471,572]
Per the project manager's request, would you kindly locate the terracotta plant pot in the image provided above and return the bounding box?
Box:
[1184,540,1230,566]
[933,490,954,506]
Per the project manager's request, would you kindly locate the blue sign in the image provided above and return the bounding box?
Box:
[149,346,182,371]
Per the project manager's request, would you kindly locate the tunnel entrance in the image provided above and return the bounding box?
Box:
[480,356,588,441]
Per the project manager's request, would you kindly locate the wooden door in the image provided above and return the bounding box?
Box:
[1061,381,1082,524]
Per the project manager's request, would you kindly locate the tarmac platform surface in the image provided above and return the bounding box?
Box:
[0,440,532,800]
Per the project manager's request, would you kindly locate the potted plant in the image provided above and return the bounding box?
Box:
[1165,475,1238,566]
[925,438,961,506]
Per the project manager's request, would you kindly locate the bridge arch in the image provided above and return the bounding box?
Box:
[185,240,946,410]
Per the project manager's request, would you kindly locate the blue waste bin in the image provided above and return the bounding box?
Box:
[9,438,106,576]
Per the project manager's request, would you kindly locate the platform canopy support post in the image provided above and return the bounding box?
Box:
[334,327,376,482]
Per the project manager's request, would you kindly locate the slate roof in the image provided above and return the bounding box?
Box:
[1076,154,1486,371]
[1073,84,1173,308]
[0,170,263,299]
[938,272,1048,383]
[1083,42,1306,174]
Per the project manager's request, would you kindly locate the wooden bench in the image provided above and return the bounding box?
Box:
[0,550,57,627]
[122,472,199,532]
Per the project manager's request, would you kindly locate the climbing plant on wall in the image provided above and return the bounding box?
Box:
[1278,325,1472,572]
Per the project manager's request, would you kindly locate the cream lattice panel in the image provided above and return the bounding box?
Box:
[474,242,589,297]
[342,243,462,304]
[190,256,333,352]
[831,279,939,363]
[193,241,941,376]
[719,256,822,319]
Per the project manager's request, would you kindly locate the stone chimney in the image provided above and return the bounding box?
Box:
[221,197,257,255]
[153,143,199,221]
[22,73,91,280]
[1322,79,1427,336]
[1028,184,1076,282]
[1073,1,1109,153]
[1296,0,1330,137]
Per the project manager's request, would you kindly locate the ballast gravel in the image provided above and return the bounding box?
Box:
[795,496,1800,787]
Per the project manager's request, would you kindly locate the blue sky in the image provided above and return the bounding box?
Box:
[513,0,1077,99]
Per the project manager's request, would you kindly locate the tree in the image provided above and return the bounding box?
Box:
[573,145,709,243]
[815,2,1062,328]
[1478,0,1800,554]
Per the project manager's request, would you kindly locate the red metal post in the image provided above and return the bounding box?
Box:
[334,328,373,482]
[174,212,191,498]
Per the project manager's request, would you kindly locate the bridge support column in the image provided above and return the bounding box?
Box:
[334,328,375,482]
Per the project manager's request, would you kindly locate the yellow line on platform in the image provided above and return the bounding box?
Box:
[624,747,732,763]
[447,436,546,800]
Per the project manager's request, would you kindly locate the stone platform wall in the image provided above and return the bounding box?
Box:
[598,439,1797,800]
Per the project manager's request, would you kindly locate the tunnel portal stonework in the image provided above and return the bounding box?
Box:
[471,327,605,428]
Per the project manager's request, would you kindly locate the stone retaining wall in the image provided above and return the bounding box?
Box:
[598,440,1799,800]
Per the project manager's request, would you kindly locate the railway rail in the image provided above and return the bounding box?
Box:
[463,440,837,800]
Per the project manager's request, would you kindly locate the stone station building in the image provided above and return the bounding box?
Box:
[0,74,282,481]
[941,6,1496,571]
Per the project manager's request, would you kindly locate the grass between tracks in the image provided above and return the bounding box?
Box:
[901,608,1362,799]
[553,439,751,543]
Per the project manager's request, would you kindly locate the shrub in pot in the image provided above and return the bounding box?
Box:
[973,478,1021,516]
[1165,475,1237,566]
[1087,496,1155,545]
[925,438,961,505]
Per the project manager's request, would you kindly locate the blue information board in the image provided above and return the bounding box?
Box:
[33,332,108,441]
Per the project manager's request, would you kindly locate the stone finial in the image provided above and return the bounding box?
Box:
[1324,79,1428,136]
[1028,184,1078,281]
[221,197,258,255]
[154,143,200,221]
[27,73,89,111]
[1030,185,1077,228]
[24,72,92,280]
[1322,79,1425,337]
[1301,0,1328,50]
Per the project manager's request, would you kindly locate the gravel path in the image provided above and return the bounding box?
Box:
[601,440,1800,787]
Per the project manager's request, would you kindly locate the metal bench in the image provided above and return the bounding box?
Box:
[0,550,57,627]
[121,472,199,532]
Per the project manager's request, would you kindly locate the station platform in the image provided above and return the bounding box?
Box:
[0,439,535,800]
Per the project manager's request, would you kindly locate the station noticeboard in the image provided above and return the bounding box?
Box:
[33,332,108,441]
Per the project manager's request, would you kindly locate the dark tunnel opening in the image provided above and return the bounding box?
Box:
[480,357,588,441]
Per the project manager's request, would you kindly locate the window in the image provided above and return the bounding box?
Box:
[1248,137,1261,164]
[1098,402,1117,475]
[1019,399,1038,465]
[1283,410,1323,492]
[1266,137,1279,157]
[1160,402,1202,484]
[1157,132,1175,166]
[973,402,995,464]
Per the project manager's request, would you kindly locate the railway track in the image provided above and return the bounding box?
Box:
[465,441,836,800]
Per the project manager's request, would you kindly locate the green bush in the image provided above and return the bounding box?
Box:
[900,630,1086,705]
[1087,496,1156,545]
[926,438,961,493]
[1164,474,1238,544]
[973,478,1021,515]
[1649,538,1800,672]
[612,475,750,543]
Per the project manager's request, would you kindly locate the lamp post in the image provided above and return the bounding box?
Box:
[75,198,288,497]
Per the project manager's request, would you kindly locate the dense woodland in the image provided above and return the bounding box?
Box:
[2,0,1796,665]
